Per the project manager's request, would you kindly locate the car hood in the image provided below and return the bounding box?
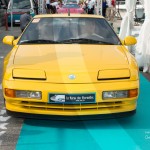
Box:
[13,44,130,83]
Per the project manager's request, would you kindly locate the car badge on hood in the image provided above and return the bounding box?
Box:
[68,74,76,80]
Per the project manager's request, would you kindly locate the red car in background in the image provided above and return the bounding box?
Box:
[57,3,84,14]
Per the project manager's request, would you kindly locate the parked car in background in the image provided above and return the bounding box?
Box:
[2,14,139,119]
[7,0,37,25]
[57,3,84,14]
[64,0,79,4]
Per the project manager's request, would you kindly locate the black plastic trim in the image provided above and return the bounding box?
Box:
[97,77,130,80]
[13,77,46,80]
[6,109,136,121]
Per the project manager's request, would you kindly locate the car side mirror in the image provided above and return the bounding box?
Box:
[13,36,19,45]
[123,36,137,46]
[3,36,15,46]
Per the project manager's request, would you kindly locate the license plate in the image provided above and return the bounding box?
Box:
[15,20,20,23]
[48,93,96,104]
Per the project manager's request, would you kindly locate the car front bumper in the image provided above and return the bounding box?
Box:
[3,79,139,116]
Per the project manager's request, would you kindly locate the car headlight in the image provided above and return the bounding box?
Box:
[102,89,138,100]
[5,88,42,99]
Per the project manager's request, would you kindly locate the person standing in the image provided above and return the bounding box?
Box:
[20,11,31,32]
[34,0,39,14]
[111,0,115,7]
[87,0,95,14]
[45,0,51,14]
[106,0,115,21]
[102,0,108,17]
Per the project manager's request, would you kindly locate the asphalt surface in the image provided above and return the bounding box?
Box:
[0,26,23,150]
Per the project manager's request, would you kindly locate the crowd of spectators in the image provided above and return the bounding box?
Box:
[43,0,116,18]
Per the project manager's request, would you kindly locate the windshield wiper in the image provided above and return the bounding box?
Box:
[59,38,115,45]
[20,39,59,44]
[20,39,115,45]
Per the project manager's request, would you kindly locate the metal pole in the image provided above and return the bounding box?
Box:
[5,12,8,31]
[97,0,99,15]
[100,0,102,15]
[11,0,13,30]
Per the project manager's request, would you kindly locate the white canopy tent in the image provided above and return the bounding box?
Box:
[119,0,137,40]
[136,0,150,72]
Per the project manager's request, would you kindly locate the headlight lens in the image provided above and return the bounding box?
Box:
[5,88,42,99]
[103,90,128,99]
[16,90,42,99]
[102,89,138,100]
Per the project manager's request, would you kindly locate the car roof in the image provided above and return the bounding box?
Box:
[33,14,104,19]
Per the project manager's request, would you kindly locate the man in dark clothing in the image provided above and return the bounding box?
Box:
[20,11,31,32]
[102,0,108,17]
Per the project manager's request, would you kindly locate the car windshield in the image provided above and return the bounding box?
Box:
[62,4,80,8]
[18,17,121,45]
[9,0,31,9]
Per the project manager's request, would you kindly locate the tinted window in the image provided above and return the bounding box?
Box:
[19,17,121,45]
[62,4,80,8]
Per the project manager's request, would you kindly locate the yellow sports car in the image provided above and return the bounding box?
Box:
[2,14,139,119]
